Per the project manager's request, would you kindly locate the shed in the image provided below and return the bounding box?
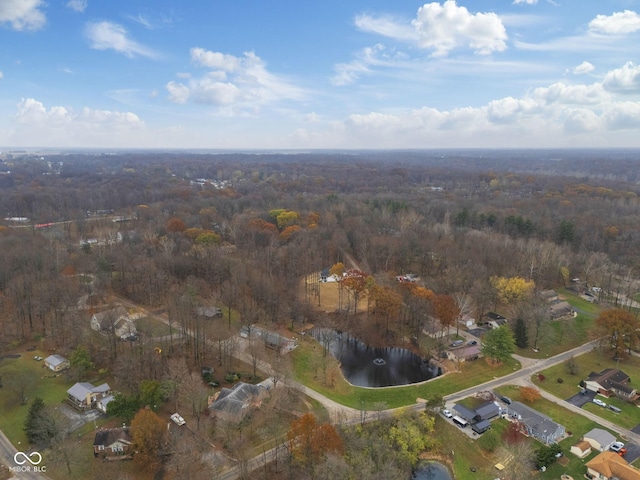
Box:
[570,440,592,458]
[44,354,70,372]
[472,419,491,434]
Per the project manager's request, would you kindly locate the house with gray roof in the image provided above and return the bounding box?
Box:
[44,354,69,372]
[67,382,111,410]
[90,306,137,340]
[209,382,265,420]
[583,428,616,452]
[506,401,565,444]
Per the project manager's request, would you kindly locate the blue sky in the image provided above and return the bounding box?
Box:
[1,0,640,149]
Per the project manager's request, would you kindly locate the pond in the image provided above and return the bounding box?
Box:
[316,330,441,387]
[412,461,454,480]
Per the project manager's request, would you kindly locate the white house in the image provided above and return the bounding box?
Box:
[583,428,616,452]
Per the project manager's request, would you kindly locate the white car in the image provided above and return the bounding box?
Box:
[170,413,186,426]
[592,398,607,407]
[442,409,453,418]
[611,441,626,453]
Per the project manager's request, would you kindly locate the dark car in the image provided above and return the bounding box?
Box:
[500,395,512,405]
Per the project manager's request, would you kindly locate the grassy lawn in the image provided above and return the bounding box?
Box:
[135,315,175,337]
[291,336,520,409]
[0,350,74,445]
[532,348,640,429]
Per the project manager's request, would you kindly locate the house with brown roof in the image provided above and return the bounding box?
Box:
[93,427,132,459]
[585,369,637,401]
[445,344,482,363]
[586,451,640,480]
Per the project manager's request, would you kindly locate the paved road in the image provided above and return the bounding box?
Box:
[0,430,49,480]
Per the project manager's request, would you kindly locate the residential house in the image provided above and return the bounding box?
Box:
[67,382,111,410]
[583,428,616,452]
[457,313,476,329]
[586,451,640,480]
[96,394,115,414]
[209,382,265,420]
[483,312,508,329]
[451,401,500,432]
[540,289,559,303]
[585,369,637,401]
[452,404,477,423]
[475,401,501,421]
[445,344,482,363]
[505,401,565,444]
[195,306,223,319]
[44,354,69,372]
[93,427,132,459]
[570,440,592,458]
[90,306,137,340]
[549,300,575,320]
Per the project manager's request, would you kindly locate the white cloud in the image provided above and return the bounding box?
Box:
[589,10,640,34]
[573,61,595,75]
[603,101,640,129]
[8,98,148,147]
[331,44,391,86]
[355,1,507,56]
[412,1,507,56]
[0,71,3,79]
[66,0,87,13]
[85,21,159,59]
[0,0,46,31]
[355,14,417,42]
[532,82,609,105]
[513,0,538,4]
[602,61,640,93]
[166,48,306,111]
[127,12,172,30]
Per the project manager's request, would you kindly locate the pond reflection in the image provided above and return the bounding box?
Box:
[316,330,441,387]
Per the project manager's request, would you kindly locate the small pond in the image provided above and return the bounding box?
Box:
[412,461,453,480]
[316,330,441,387]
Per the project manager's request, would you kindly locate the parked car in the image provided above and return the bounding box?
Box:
[442,409,453,418]
[170,413,186,426]
[499,395,512,405]
[592,398,607,407]
[611,441,626,455]
[467,340,478,346]
[451,340,464,347]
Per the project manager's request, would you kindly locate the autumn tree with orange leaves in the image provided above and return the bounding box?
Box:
[342,269,368,315]
[131,408,167,469]
[432,294,460,338]
[519,386,541,403]
[287,413,344,469]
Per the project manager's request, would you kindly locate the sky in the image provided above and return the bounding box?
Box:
[1,0,640,150]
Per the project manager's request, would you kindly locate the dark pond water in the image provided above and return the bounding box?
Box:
[412,462,454,480]
[318,330,441,387]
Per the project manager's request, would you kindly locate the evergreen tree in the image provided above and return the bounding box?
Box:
[24,397,46,444]
[514,317,528,348]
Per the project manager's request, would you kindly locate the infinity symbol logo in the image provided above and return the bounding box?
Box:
[14,451,42,465]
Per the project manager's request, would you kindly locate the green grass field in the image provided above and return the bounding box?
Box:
[0,350,74,444]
